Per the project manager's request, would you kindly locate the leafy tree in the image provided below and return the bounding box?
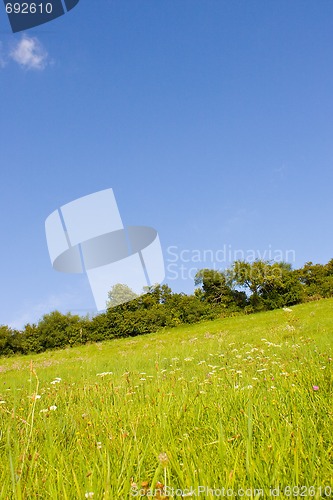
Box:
[297,260,333,299]
[167,292,217,324]
[229,260,302,310]
[21,323,42,353]
[141,284,173,307]
[36,311,85,350]
[0,325,23,356]
[106,283,138,309]
[195,269,233,305]
[0,325,12,355]
[195,269,247,310]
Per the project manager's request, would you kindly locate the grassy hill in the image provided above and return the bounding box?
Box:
[1,299,332,498]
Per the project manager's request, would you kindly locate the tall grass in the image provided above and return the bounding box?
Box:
[0,299,332,498]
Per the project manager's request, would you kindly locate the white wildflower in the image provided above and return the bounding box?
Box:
[96,372,113,377]
[30,394,41,400]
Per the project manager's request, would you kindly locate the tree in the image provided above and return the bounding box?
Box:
[229,260,302,310]
[142,284,173,305]
[0,325,13,355]
[36,311,84,350]
[297,260,333,299]
[195,269,231,303]
[194,269,246,309]
[0,325,25,356]
[106,283,138,308]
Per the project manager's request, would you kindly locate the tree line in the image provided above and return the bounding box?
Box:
[1,258,333,357]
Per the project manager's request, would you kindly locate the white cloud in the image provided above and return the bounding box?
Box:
[9,35,49,70]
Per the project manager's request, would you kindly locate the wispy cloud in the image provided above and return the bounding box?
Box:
[9,35,49,70]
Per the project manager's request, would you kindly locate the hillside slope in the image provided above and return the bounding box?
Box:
[0,299,332,498]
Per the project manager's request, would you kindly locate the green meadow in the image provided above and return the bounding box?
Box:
[0,299,332,499]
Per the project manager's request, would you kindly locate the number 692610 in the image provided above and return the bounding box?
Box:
[6,3,53,14]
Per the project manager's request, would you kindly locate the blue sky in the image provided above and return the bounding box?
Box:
[0,0,332,328]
